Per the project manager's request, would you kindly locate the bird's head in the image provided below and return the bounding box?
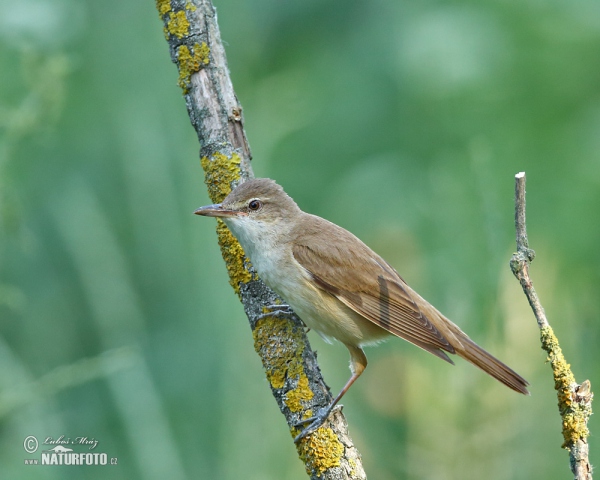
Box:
[194,178,301,249]
[194,178,299,222]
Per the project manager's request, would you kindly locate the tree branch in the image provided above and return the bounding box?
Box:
[155,1,366,478]
[509,172,593,480]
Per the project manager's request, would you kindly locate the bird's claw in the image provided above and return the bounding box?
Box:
[257,304,311,332]
[256,304,293,320]
[293,405,341,444]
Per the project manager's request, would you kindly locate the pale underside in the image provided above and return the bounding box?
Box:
[225,208,528,394]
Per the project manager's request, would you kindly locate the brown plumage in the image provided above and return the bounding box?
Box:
[195,178,528,442]
[291,215,529,395]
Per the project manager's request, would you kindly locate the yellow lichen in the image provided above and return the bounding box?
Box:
[176,45,195,91]
[562,412,589,446]
[201,152,240,203]
[296,427,344,476]
[156,0,171,16]
[201,153,337,474]
[196,42,210,65]
[215,221,253,296]
[167,10,190,39]
[176,42,210,92]
[540,326,591,447]
[285,374,314,412]
[348,458,357,476]
[252,315,307,390]
[185,2,197,11]
[201,152,253,296]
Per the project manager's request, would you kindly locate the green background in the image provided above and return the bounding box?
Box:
[1,0,599,478]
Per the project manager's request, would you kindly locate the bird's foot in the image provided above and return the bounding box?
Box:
[257,304,310,332]
[293,405,341,444]
[256,304,293,320]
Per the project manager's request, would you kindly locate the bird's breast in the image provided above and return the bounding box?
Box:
[251,246,390,347]
[224,217,389,346]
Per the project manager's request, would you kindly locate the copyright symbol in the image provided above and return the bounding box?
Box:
[23,436,38,454]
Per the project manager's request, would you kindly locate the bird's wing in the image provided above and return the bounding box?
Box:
[291,215,456,361]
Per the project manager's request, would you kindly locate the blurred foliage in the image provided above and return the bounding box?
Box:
[0,0,599,478]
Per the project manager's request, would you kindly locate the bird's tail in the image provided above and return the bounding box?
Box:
[455,333,529,395]
[399,282,529,394]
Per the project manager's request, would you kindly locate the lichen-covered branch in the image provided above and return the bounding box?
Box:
[155,1,366,478]
[509,172,593,480]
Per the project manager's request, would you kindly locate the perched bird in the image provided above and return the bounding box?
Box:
[195,178,528,442]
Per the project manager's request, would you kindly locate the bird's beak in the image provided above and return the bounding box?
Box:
[194,204,246,218]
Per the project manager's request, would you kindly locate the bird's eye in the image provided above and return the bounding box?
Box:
[248,199,262,211]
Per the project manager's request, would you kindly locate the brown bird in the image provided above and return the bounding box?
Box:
[195,178,528,442]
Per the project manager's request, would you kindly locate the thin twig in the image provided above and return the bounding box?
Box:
[155,1,366,478]
[509,172,593,480]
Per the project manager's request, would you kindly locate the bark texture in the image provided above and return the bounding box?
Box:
[510,172,593,480]
[156,1,366,478]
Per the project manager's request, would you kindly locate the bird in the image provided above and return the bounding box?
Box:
[194,178,529,442]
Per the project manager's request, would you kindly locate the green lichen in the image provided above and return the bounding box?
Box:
[155,0,171,16]
[296,427,344,476]
[540,325,592,447]
[176,42,210,92]
[167,10,190,39]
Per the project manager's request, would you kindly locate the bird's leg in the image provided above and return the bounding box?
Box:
[294,346,366,443]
